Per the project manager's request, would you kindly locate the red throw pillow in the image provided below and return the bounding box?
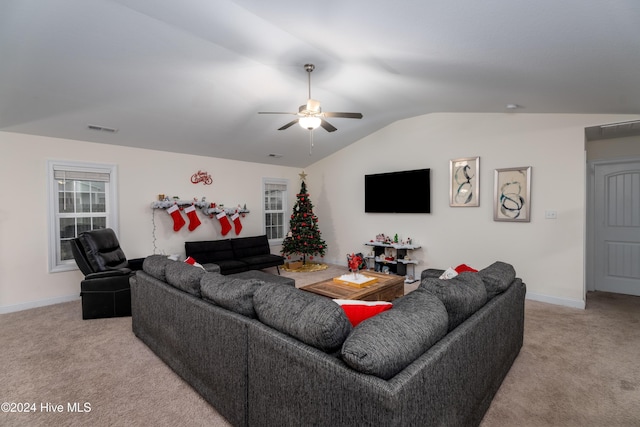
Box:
[454,264,478,274]
[184,256,205,270]
[333,300,393,327]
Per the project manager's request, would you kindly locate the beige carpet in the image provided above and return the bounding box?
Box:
[1,266,639,426]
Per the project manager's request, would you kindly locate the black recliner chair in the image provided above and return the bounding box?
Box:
[70,228,144,320]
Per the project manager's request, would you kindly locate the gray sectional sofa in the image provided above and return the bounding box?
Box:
[131,256,526,427]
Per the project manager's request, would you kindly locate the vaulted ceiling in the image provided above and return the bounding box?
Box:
[2,0,640,167]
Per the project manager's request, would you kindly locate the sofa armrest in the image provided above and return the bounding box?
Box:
[420,268,444,280]
[85,269,132,280]
[127,257,145,271]
[202,263,222,273]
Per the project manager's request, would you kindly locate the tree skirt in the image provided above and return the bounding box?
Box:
[282,262,329,273]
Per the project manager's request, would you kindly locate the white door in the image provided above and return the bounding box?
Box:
[593,161,640,296]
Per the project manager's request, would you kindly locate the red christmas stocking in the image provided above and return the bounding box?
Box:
[167,204,185,232]
[184,205,201,231]
[216,211,232,236]
[231,212,242,235]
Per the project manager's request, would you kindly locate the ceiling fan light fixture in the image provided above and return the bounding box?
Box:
[259,63,362,134]
[299,116,321,130]
[306,99,321,113]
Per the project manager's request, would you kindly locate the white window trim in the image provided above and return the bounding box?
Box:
[262,177,289,245]
[47,160,119,273]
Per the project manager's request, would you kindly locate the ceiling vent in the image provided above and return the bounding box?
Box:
[585,120,640,141]
[87,124,118,133]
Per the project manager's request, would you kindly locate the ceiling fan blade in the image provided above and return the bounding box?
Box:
[258,112,297,115]
[323,112,363,119]
[320,119,337,132]
[278,119,299,130]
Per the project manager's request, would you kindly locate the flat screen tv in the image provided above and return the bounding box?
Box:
[364,168,431,213]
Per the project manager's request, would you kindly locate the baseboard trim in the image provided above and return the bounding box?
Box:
[0,294,80,314]
[526,291,585,309]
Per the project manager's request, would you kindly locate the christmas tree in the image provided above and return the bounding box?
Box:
[281,179,326,265]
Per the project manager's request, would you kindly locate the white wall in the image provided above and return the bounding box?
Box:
[0,131,299,313]
[3,113,639,312]
[586,135,640,161]
[306,113,640,309]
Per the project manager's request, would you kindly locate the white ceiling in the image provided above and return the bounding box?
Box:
[2,0,640,167]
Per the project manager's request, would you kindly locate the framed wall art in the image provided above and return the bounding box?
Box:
[449,156,480,207]
[493,166,531,222]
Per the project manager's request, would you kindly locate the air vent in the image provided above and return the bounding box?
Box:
[586,120,640,141]
[87,124,118,133]
[268,153,283,158]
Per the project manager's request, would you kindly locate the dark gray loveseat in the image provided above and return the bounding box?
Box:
[131,257,525,426]
[185,234,285,275]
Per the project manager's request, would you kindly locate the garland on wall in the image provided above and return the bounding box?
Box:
[151,197,249,254]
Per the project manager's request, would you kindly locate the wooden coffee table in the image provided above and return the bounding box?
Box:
[300,271,404,302]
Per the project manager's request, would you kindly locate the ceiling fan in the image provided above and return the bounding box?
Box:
[259,64,363,132]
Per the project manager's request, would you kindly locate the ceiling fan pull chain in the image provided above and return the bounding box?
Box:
[309,130,314,156]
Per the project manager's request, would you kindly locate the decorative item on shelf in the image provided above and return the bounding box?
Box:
[364,236,421,284]
[190,170,212,185]
[151,198,209,210]
[167,204,186,232]
[184,205,201,231]
[201,203,250,217]
[231,209,242,235]
[216,211,232,236]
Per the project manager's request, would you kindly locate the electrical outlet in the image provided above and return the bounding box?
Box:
[545,210,557,219]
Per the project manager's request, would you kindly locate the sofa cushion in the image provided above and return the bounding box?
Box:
[341,288,448,380]
[164,260,206,297]
[231,235,270,258]
[238,254,285,269]
[479,261,516,299]
[229,270,295,287]
[201,263,222,273]
[253,283,352,352]
[213,259,250,275]
[142,254,173,281]
[420,272,487,331]
[201,273,264,318]
[420,268,445,280]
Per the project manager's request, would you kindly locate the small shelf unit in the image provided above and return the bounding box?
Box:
[363,242,421,284]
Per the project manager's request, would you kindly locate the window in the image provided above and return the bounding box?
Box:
[263,179,288,244]
[47,161,118,272]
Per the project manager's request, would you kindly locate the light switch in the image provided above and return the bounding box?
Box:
[545,210,557,219]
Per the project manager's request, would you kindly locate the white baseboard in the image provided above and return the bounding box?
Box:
[0,294,80,314]
[526,291,585,309]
